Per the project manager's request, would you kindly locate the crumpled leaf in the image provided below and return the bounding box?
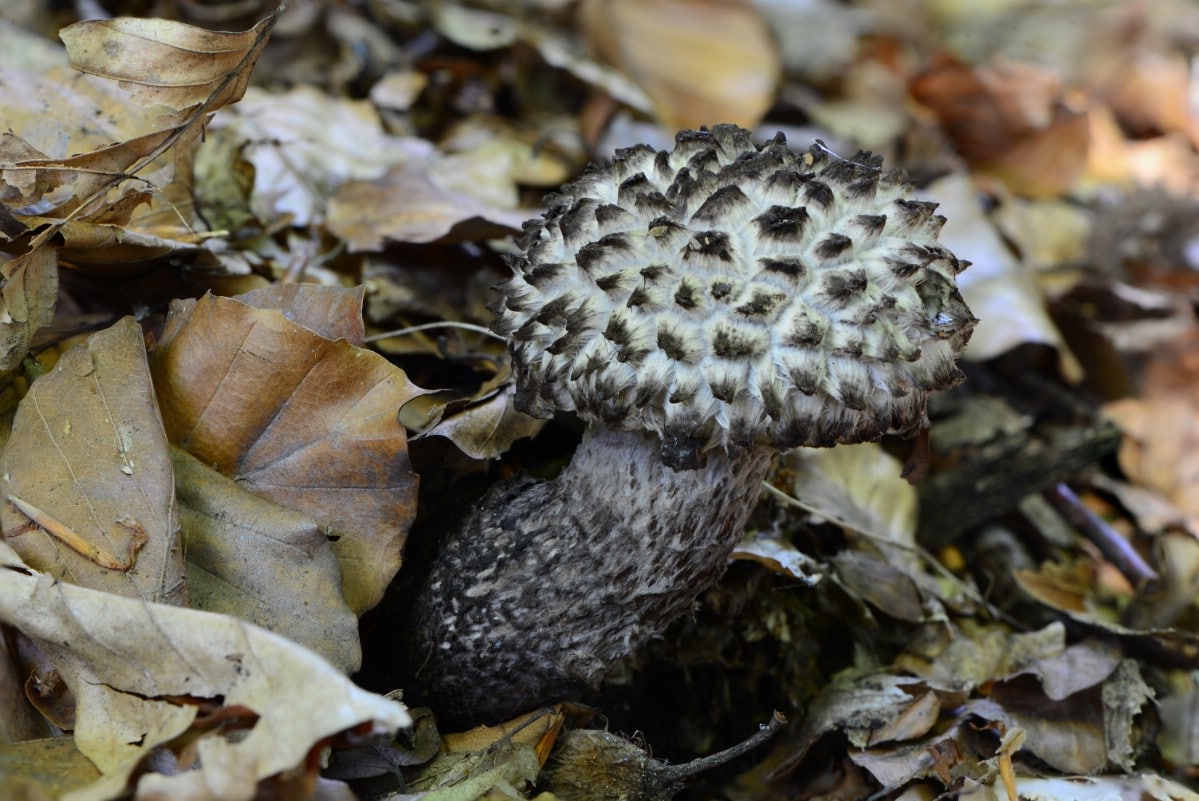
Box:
[60,10,279,116]
[0,316,185,605]
[956,773,1199,801]
[206,86,437,225]
[779,670,968,771]
[174,447,361,673]
[964,658,1152,775]
[898,621,1119,699]
[731,533,825,585]
[150,288,425,613]
[422,380,544,460]
[579,0,780,131]
[0,541,410,801]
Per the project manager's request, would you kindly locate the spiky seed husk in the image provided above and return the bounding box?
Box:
[493,125,976,465]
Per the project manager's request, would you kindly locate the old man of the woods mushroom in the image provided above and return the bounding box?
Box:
[406,124,976,722]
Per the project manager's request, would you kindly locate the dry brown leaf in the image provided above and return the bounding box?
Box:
[150,290,424,613]
[579,0,780,131]
[783,443,917,547]
[0,316,185,605]
[0,540,410,800]
[326,163,525,250]
[0,245,58,383]
[60,11,279,117]
[173,447,361,673]
[3,128,181,220]
[911,55,1090,196]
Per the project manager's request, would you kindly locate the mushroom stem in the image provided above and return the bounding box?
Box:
[407,426,772,723]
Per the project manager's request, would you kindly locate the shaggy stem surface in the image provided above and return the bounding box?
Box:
[407,427,772,722]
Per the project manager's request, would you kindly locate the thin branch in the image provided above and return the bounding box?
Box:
[365,321,503,343]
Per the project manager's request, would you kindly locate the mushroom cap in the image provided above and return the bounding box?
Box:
[492,125,976,465]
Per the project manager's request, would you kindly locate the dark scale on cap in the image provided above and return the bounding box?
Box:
[801,180,835,209]
[575,233,634,274]
[787,316,826,348]
[814,233,854,261]
[596,203,638,231]
[754,206,810,242]
[657,329,691,362]
[685,231,734,260]
[821,269,868,303]
[736,289,787,318]
[691,185,753,225]
[893,198,940,229]
[710,281,735,301]
[674,280,703,310]
[713,325,766,358]
[760,258,807,278]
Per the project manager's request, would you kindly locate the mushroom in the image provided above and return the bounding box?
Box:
[405,125,976,723]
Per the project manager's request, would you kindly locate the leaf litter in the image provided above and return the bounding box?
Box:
[2,0,1199,800]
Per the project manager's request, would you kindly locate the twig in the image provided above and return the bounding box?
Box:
[1046,482,1159,593]
[364,321,502,343]
[654,711,787,783]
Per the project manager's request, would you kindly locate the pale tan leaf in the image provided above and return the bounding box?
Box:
[326,163,525,250]
[579,0,780,130]
[926,171,1082,377]
[234,283,366,344]
[206,86,437,225]
[0,541,410,800]
[60,11,279,114]
[784,443,917,547]
[0,737,101,801]
[174,448,361,673]
[0,316,185,605]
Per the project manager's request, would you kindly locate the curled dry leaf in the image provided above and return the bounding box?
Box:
[421,380,545,460]
[0,541,410,801]
[149,288,426,613]
[578,0,780,131]
[0,246,58,383]
[60,9,281,117]
[927,172,1080,376]
[0,316,185,605]
[173,447,361,673]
